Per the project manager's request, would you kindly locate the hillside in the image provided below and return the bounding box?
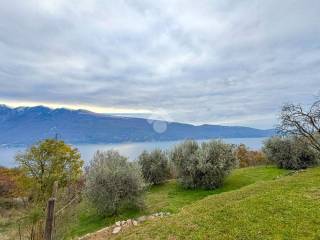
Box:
[0,105,274,145]
[70,166,288,239]
[109,167,320,239]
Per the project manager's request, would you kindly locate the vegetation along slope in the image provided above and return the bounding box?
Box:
[111,167,320,240]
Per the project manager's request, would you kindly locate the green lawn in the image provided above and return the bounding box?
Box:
[113,167,320,240]
[70,166,288,238]
[145,166,288,213]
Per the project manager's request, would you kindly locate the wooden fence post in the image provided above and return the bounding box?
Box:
[44,198,55,240]
[44,181,58,240]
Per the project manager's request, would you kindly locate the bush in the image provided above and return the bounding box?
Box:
[171,140,237,189]
[138,149,170,185]
[85,150,145,216]
[0,167,29,198]
[235,144,268,168]
[262,136,318,170]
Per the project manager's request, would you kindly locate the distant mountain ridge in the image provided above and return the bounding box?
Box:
[0,104,275,145]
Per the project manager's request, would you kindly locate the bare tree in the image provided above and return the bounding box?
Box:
[277,100,320,152]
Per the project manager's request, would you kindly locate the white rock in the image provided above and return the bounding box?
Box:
[115,221,121,226]
[126,219,132,225]
[137,216,147,222]
[112,226,121,234]
[132,220,138,226]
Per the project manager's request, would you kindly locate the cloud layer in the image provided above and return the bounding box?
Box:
[1,0,320,128]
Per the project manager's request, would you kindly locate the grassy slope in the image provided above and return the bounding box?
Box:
[145,166,288,213]
[113,167,320,240]
[70,166,288,238]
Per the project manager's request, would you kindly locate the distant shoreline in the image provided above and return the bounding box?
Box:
[0,136,270,148]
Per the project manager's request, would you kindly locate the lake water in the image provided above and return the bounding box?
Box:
[0,138,266,167]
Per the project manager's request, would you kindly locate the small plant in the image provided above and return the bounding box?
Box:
[85,150,145,216]
[262,136,318,170]
[138,149,170,185]
[235,144,268,168]
[171,140,237,189]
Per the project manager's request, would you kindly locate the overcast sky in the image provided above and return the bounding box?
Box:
[0,0,319,128]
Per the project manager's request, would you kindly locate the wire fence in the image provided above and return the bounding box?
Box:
[16,183,81,240]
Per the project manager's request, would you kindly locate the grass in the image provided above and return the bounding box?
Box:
[145,166,288,213]
[112,167,320,239]
[69,166,288,238]
[0,199,25,240]
[68,203,142,238]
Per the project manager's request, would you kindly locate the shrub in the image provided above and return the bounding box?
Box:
[235,144,268,168]
[138,149,170,185]
[0,167,19,198]
[262,136,318,170]
[171,140,237,189]
[168,160,178,179]
[0,167,30,199]
[85,150,145,216]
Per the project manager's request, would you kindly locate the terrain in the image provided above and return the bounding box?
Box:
[0,105,274,145]
[110,167,320,240]
[70,166,290,239]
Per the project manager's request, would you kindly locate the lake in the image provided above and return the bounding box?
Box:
[0,137,267,167]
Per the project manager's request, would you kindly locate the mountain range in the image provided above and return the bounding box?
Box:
[0,104,274,146]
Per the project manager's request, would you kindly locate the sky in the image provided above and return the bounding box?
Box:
[0,0,319,129]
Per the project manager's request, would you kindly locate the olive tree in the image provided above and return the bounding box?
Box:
[85,150,145,216]
[138,149,170,185]
[171,140,237,189]
[263,136,318,170]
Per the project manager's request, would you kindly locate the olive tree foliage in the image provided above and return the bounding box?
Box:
[85,150,145,216]
[277,100,320,153]
[262,136,318,170]
[138,149,170,185]
[16,139,83,202]
[171,140,237,189]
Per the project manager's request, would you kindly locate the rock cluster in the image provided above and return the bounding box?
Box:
[78,212,171,239]
[111,212,171,235]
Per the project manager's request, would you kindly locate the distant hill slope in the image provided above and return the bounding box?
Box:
[0,105,274,145]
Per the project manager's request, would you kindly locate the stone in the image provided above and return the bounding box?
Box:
[115,221,121,226]
[112,226,121,234]
[137,216,147,222]
[132,220,138,226]
[121,220,127,226]
[147,215,155,220]
[126,219,132,225]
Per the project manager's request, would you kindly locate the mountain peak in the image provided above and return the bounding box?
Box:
[0,104,10,109]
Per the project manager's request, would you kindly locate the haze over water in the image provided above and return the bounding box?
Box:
[0,137,266,167]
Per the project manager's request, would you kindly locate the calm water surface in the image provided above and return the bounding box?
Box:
[0,138,266,167]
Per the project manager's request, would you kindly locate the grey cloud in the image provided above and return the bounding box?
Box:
[0,0,320,128]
